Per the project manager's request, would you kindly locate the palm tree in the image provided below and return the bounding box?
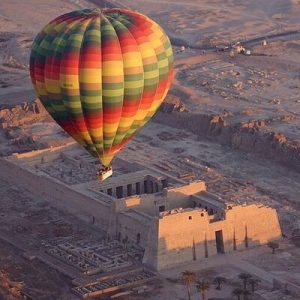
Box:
[242,288,251,300]
[213,276,226,290]
[248,278,261,292]
[180,270,196,300]
[267,241,279,254]
[238,272,252,289]
[232,287,244,300]
[195,279,210,300]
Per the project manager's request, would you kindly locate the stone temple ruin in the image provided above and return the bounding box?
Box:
[45,239,143,275]
[73,268,155,299]
[0,144,282,272]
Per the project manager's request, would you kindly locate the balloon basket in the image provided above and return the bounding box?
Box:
[97,166,113,181]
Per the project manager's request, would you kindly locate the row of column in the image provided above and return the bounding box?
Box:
[101,179,167,199]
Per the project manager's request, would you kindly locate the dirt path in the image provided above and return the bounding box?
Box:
[161,244,300,293]
[174,53,217,67]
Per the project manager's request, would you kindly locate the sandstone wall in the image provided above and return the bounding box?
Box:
[143,220,159,269]
[115,181,206,217]
[9,144,74,166]
[115,194,163,216]
[117,211,150,248]
[156,209,209,270]
[166,181,206,209]
[0,158,111,230]
[146,204,281,270]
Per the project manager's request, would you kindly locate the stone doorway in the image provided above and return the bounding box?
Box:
[215,230,225,254]
[116,186,123,199]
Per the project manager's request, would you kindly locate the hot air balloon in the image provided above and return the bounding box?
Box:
[30,8,173,180]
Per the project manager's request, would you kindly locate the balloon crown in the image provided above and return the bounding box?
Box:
[79,8,123,17]
[90,8,104,15]
[78,8,104,16]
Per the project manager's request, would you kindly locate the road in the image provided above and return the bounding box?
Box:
[89,0,300,50]
[161,244,300,295]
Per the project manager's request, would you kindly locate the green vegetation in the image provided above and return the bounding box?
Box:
[195,279,210,300]
[267,241,279,254]
[180,270,196,300]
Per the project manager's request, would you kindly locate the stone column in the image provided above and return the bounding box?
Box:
[140,181,145,194]
[112,186,117,198]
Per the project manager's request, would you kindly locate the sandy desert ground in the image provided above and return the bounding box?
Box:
[0,0,300,299]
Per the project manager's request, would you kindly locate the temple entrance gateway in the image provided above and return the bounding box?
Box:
[215,230,225,254]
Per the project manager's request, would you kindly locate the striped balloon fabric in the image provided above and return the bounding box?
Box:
[30,8,174,167]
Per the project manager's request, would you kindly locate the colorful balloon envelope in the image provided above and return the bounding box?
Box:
[30,8,174,170]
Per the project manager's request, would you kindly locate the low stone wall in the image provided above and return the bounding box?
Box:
[117,210,150,248]
[0,157,111,229]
